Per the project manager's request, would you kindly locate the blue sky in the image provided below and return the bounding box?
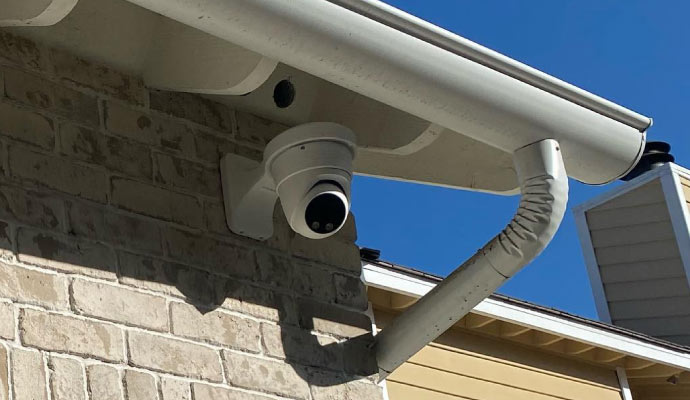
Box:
[351,0,690,319]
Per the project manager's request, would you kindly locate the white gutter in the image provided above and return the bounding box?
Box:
[374,139,568,379]
[122,0,645,185]
[328,0,652,132]
[362,263,690,372]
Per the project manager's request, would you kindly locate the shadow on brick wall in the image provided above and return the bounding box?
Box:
[2,189,377,388]
[0,29,379,393]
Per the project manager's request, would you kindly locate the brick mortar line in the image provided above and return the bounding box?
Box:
[42,351,53,400]
[11,295,20,348]
[8,301,370,382]
[1,223,365,316]
[104,102,253,157]
[80,356,89,400]
[192,379,300,400]
[2,140,217,202]
[154,374,164,400]
[1,263,366,338]
[5,342,14,400]
[1,255,347,334]
[14,302,248,353]
[216,349,228,387]
[0,173,361,280]
[11,297,350,359]
[0,95,260,175]
[0,47,257,148]
[0,57,143,105]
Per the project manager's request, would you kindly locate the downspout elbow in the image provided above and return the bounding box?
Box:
[486,139,569,277]
[374,139,568,381]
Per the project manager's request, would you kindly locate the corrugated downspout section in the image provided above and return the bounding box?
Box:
[374,139,569,379]
[327,0,652,132]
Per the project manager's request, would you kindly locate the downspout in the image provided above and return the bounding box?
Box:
[375,139,568,379]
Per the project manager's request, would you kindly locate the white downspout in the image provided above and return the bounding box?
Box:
[374,139,568,380]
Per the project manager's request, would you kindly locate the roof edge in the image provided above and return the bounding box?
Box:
[362,260,690,371]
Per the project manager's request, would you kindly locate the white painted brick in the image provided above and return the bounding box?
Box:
[10,348,48,400]
[292,263,334,303]
[3,67,99,126]
[67,200,162,255]
[291,236,361,273]
[0,31,49,71]
[0,344,8,400]
[111,178,202,228]
[117,251,225,307]
[149,90,233,133]
[223,351,310,399]
[162,228,255,279]
[0,303,13,340]
[16,228,117,280]
[334,273,368,310]
[311,380,383,400]
[128,331,223,382]
[154,153,221,198]
[50,50,148,106]
[9,146,108,202]
[59,123,152,179]
[48,356,86,400]
[123,369,158,400]
[0,185,63,230]
[104,101,195,157]
[219,280,296,324]
[260,323,342,370]
[0,101,54,149]
[297,300,371,338]
[192,383,272,400]
[86,364,122,400]
[170,302,260,352]
[160,377,191,400]
[235,110,286,147]
[19,308,125,362]
[255,252,292,290]
[0,263,69,310]
[71,279,168,331]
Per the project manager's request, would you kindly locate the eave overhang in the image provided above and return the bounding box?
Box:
[3,0,650,193]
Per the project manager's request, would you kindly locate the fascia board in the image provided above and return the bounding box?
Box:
[362,262,690,371]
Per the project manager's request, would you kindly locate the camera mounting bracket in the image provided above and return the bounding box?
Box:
[221,122,356,241]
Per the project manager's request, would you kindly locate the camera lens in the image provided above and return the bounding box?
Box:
[305,192,346,234]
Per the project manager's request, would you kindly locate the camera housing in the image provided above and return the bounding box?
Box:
[221,122,356,240]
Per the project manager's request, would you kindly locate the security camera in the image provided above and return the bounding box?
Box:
[221,122,356,240]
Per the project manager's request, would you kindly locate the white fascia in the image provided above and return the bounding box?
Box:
[362,262,690,371]
[661,164,690,295]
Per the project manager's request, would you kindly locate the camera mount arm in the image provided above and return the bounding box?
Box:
[374,139,569,380]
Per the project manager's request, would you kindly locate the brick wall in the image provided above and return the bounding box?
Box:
[0,30,383,400]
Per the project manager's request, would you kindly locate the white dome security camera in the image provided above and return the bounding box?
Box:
[221,122,356,240]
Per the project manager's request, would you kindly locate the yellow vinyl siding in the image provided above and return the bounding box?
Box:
[585,177,690,343]
[588,221,676,247]
[387,382,469,400]
[586,202,670,230]
[375,310,622,400]
[599,258,686,283]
